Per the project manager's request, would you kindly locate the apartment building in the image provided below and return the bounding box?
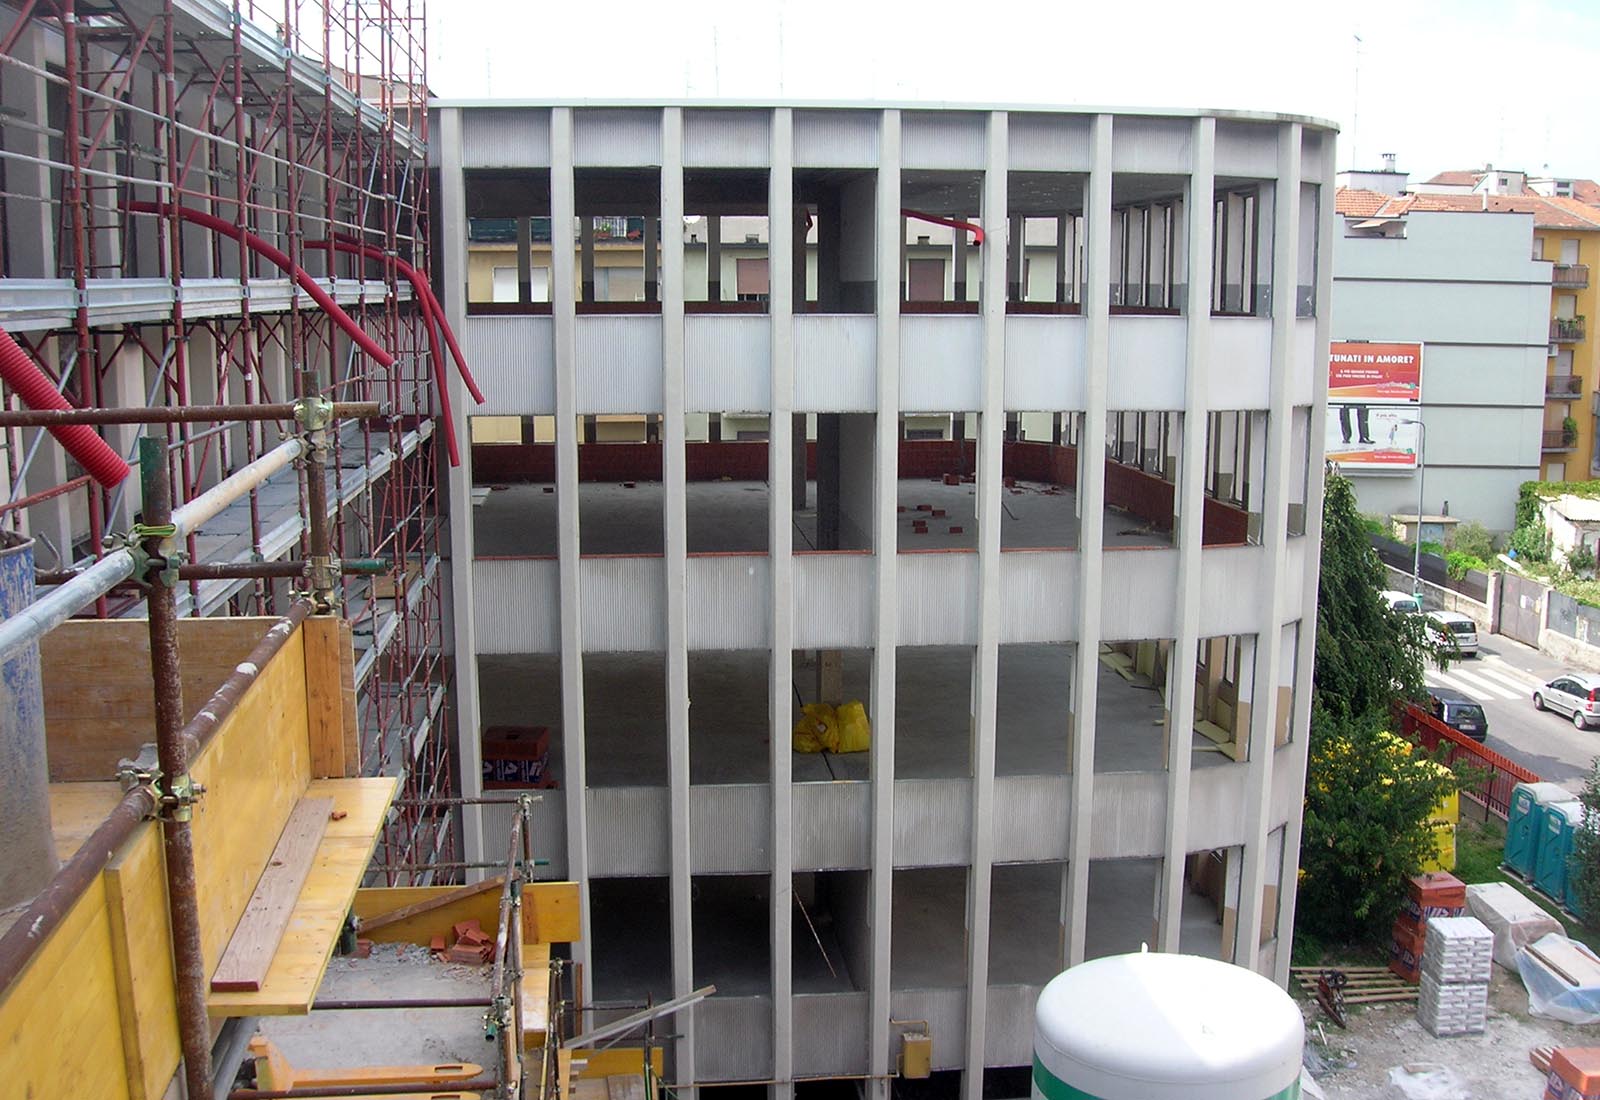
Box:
[435,103,1334,1094]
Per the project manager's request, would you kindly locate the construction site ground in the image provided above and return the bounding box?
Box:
[1302,965,1593,1098]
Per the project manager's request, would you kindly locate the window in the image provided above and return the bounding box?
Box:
[907,257,946,303]
[1534,238,1544,260]
[1562,238,1581,265]
[491,267,517,303]
[1558,294,1578,320]
[735,257,770,302]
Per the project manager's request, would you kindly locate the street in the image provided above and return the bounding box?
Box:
[1424,634,1600,793]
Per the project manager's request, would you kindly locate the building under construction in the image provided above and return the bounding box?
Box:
[0,2,1337,1098]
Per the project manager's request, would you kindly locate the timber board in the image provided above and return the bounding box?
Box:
[352,880,582,946]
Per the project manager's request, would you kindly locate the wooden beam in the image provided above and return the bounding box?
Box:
[357,874,507,935]
[211,797,334,993]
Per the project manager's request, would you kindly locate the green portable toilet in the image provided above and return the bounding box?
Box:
[1535,801,1584,902]
[1507,782,1577,878]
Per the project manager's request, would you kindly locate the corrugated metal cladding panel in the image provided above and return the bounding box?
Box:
[464,316,556,415]
[1215,119,1279,178]
[1099,549,1179,641]
[902,111,987,170]
[893,778,972,866]
[1106,315,1186,410]
[899,551,979,646]
[580,556,665,651]
[684,109,771,167]
[1111,116,1194,175]
[793,781,870,870]
[687,554,769,650]
[483,791,568,879]
[690,784,770,873]
[793,109,879,167]
[573,108,662,166]
[793,553,874,649]
[575,316,664,414]
[795,314,877,412]
[992,775,1070,862]
[985,985,1045,1067]
[1291,317,1317,406]
[462,108,551,167]
[1185,761,1250,851]
[1197,545,1266,636]
[794,993,870,1075]
[473,559,560,653]
[997,551,1076,643]
[1007,112,1092,172]
[695,996,773,1080]
[1004,315,1086,411]
[1207,316,1271,411]
[902,316,982,412]
[685,315,770,412]
[889,989,967,1071]
[586,787,670,876]
[1087,771,1166,858]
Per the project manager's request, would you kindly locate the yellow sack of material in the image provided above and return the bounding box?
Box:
[793,703,837,753]
[835,700,872,753]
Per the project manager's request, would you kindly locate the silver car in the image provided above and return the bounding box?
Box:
[1533,672,1600,729]
[1426,611,1479,657]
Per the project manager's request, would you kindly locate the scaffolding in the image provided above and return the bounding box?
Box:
[0,0,458,882]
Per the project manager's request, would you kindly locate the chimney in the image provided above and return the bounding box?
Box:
[1381,152,1397,173]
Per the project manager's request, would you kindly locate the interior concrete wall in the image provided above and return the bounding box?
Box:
[838,415,876,551]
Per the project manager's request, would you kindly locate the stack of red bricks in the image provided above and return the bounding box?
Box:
[1389,871,1466,983]
[1546,1048,1600,1100]
[430,918,495,965]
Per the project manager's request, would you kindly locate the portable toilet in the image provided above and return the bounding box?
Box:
[1535,801,1585,902]
[1507,782,1580,878]
[1033,953,1302,1100]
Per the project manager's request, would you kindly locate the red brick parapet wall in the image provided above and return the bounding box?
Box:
[471,438,1249,545]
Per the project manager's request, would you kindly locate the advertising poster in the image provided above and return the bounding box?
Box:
[1327,341,1423,471]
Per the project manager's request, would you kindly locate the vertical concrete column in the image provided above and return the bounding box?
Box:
[644,205,660,304]
[1157,117,1215,952]
[1236,124,1302,969]
[961,111,1008,1099]
[1007,213,1025,301]
[1274,133,1337,985]
[0,18,53,278]
[1055,214,1070,304]
[437,109,488,872]
[550,108,594,997]
[580,212,596,302]
[866,109,902,1100]
[706,212,722,302]
[1063,115,1113,967]
[517,216,533,305]
[767,107,797,1100]
[659,108,697,1091]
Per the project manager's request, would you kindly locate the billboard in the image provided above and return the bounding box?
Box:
[1327,341,1423,471]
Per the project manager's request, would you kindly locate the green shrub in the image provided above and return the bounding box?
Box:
[1444,550,1491,579]
[1447,520,1496,562]
[1572,544,1598,576]
[1510,516,1553,563]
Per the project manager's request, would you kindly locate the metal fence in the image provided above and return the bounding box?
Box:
[1396,703,1540,820]
[1369,535,1491,603]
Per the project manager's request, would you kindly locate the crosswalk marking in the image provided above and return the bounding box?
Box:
[1473,663,1543,695]
[1429,666,1524,701]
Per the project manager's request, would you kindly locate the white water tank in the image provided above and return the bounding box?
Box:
[1032,953,1303,1100]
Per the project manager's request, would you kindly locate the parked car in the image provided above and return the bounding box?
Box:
[1425,611,1479,657]
[1380,589,1422,614]
[1533,672,1600,730]
[1426,686,1488,742]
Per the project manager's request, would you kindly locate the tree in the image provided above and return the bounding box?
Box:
[1298,470,1464,946]
[1569,758,1600,928]
[1312,472,1440,721]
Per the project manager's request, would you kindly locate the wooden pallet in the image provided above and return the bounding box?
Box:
[1290,966,1419,1005]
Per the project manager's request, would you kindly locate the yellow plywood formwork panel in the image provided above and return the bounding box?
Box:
[41,617,282,781]
[208,777,399,1016]
[48,780,124,862]
[303,616,349,779]
[571,1048,664,1080]
[522,941,553,1048]
[188,625,313,972]
[351,881,583,946]
[104,823,181,1100]
[0,876,133,1100]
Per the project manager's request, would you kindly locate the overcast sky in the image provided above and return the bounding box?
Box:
[428,0,1600,182]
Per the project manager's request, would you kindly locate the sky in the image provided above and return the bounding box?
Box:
[427,0,1600,182]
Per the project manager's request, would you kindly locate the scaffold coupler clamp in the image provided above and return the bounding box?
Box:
[126,521,184,588]
[307,554,343,612]
[158,772,207,823]
[294,393,335,435]
[116,746,163,817]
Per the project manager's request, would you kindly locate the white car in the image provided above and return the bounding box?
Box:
[1426,611,1479,657]
[1533,672,1600,730]
[1380,589,1422,614]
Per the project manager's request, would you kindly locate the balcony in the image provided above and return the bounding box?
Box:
[1553,316,1587,343]
[1543,427,1578,452]
[1555,264,1590,289]
[1548,374,1583,399]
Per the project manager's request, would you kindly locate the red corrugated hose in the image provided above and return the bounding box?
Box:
[0,328,130,487]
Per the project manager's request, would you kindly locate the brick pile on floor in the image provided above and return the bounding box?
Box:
[1415,915,1492,1037]
[429,918,494,964]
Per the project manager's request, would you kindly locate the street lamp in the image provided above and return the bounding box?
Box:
[1398,417,1426,599]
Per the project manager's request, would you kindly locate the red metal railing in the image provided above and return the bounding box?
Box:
[1396,702,1540,819]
